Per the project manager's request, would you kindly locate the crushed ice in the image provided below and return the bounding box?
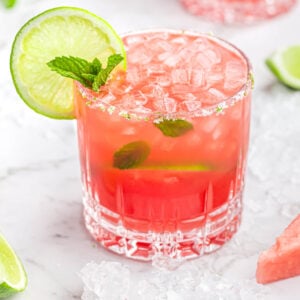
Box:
[79,261,269,300]
[80,261,130,300]
[82,32,250,118]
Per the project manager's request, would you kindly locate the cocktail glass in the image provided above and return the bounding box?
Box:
[74,30,253,265]
[180,0,297,23]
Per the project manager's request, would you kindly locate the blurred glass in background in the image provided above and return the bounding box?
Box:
[180,0,297,24]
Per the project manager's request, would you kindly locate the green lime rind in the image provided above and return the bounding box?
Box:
[0,282,23,298]
[10,6,126,119]
[0,234,27,298]
[266,45,300,90]
[2,0,17,9]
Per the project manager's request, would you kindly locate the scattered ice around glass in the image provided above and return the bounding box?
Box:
[80,260,269,300]
[249,86,300,185]
[80,261,130,300]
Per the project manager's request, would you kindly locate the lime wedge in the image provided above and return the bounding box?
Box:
[0,233,27,298]
[10,6,126,119]
[266,45,300,90]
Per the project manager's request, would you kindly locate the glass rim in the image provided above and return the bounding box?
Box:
[75,29,253,119]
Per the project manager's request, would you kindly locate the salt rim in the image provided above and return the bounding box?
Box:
[76,30,253,121]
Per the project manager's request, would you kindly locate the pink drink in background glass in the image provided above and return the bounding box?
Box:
[75,30,252,263]
[180,0,297,23]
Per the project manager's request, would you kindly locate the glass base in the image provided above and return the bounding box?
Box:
[180,0,296,24]
[83,191,243,265]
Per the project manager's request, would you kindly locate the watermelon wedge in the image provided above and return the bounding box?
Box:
[256,214,300,284]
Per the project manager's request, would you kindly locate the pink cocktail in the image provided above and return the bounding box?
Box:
[180,0,296,23]
[75,30,252,263]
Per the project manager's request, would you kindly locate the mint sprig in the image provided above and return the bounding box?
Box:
[113,141,150,170]
[154,119,194,137]
[47,54,124,92]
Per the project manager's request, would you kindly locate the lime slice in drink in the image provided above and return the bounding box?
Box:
[266,45,300,90]
[0,233,27,298]
[10,6,126,119]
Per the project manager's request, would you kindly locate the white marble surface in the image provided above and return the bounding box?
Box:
[1,0,300,299]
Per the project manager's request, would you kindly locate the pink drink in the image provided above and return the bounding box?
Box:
[75,30,252,262]
[180,0,296,23]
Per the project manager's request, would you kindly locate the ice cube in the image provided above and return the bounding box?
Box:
[121,126,137,135]
[147,31,169,41]
[184,93,197,101]
[224,60,246,90]
[208,88,226,100]
[154,75,172,87]
[202,118,219,133]
[206,71,224,88]
[97,92,116,104]
[205,48,221,64]
[129,105,153,117]
[80,261,130,300]
[190,69,206,87]
[164,97,177,113]
[135,92,148,106]
[164,54,183,67]
[128,45,153,64]
[171,84,196,96]
[189,37,210,52]
[171,69,189,84]
[193,47,221,70]
[201,88,226,105]
[82,289,97,300]
[171,36,190,45]
[137,280,161,300]
[125,34,146,46]
[212,126,225,140]
[147,64,166,76]
[121,94,139,109]
[152,84,167,100]
[127,66,144,85]
[149,38,176,56]
[182,100,202,112]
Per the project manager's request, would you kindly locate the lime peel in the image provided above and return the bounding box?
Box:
[0,233,27,298]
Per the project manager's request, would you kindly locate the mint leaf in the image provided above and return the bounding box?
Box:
[113,141,150,169]
[154,119,193,137]
[93,54,124,91]
[91,58,102,74]
[47,56,92,86]
[47,54,123,91]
